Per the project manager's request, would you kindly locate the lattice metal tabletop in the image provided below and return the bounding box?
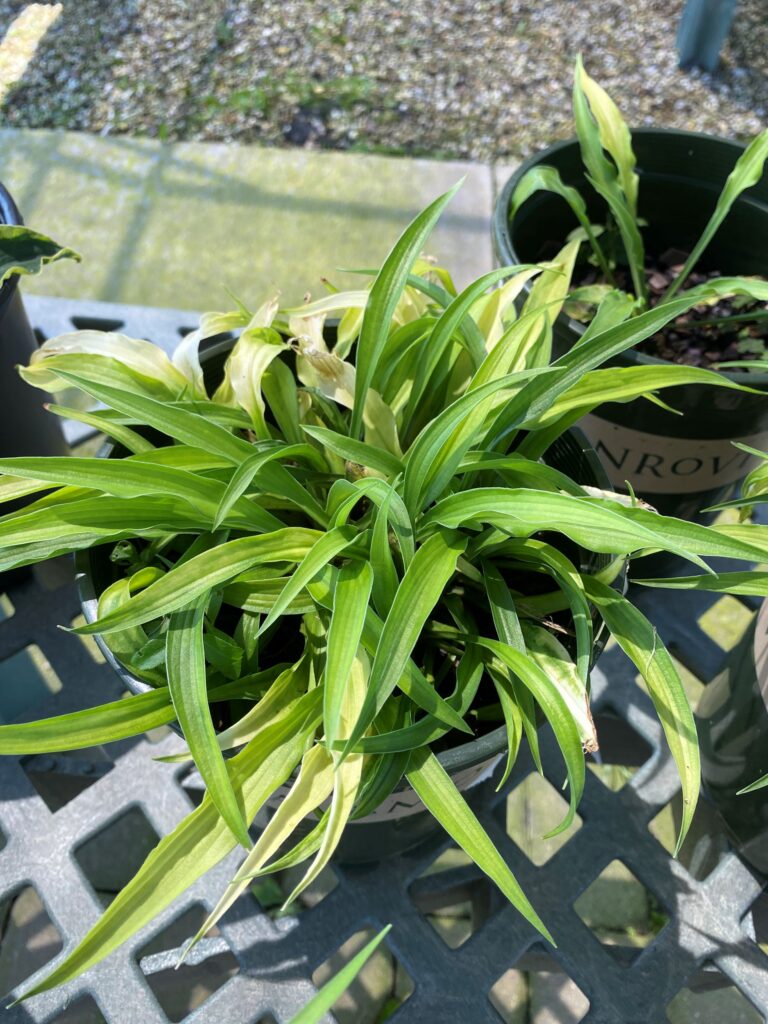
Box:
[0,294,766,1024]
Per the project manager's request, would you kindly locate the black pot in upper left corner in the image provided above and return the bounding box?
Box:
[0,181,66,464]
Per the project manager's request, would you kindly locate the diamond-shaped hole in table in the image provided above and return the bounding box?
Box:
[587,709,653,792]
[0,884,63,996]
[489,943,589,1023]
[0,644,63,724]
[20,747,114,813]
[75,805,160,907]
[574,859,668,965]
[48,994,107,1022]
[312,927,414,1024]
[666,962,763,1022]
[697,596,753,653]
[504,772,583,866]
[137,902,239,1023]
[742,886,768,955]
[251,862,339,921]
[648,792,728,881]
[409,845,496,949]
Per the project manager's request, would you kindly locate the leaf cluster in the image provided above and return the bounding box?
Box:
[2,186,767,999]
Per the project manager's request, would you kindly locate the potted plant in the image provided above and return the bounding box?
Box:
[0,192,79,470]
[493,58,768,523]
[1,187,767,1001]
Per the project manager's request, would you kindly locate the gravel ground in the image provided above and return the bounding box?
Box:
[0,0,766,161]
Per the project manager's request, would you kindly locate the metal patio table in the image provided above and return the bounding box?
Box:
[0,294,766,1024]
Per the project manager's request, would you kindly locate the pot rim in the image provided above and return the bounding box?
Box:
[75,339,615,777]
[492,127,768,387]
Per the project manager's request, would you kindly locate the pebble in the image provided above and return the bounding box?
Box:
[0,0,766,160]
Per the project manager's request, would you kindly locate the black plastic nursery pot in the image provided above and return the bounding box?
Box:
[493,128,768,524]
[77,337,616,864]
[698,600,768,874]
[0,182,66,467]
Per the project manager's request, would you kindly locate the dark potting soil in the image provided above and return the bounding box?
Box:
[578,248,768,369]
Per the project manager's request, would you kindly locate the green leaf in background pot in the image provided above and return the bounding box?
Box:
[663,129,768,300]
[576,62,639,216]
[510,165,613,282]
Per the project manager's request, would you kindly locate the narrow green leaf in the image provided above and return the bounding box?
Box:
[15,689,323,1000]
[347,649,484,754]
[351,180,463,437]
[663,129,768,300]
[634,572,768,596]
[422,488,708,568]
[404,264,540,423]
[166,594,250,848]
[738,774,768,795]
[483,563,540,784]
[573,57,646,303]
[509,165,613,281]
[0,456,279,533]
[324,561,373,749]
[288,926,393,1024]
[302,424,403,477]
[72,529,321,635]
[258,526,359,636]
[341,529,468,756]
[407,748,553,943]
[370,489,399,616]
[402,368,558,515]
[584,577,699,854]
[214,443,326,530]
[50,368,255,465]
[576,63,638,215]
[0,689,175,753]
[45,404,155,454]
[185,744,336,950]
[474,638,585,835]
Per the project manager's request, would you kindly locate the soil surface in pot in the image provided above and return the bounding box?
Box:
[576,249,768,369]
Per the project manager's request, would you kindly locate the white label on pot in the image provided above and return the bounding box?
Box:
[265,753,503,822]
[579,414,768,495]
[753,601,768,711]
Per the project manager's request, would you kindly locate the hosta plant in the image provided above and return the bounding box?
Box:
[2,185,768,1000]
[508,58,768,349]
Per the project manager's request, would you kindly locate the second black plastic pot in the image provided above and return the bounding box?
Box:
[0,182,66,465]
[77,338,616,863]
[494,128,768,524]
